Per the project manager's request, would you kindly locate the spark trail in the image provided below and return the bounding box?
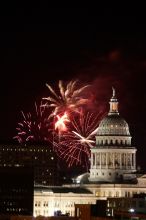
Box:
[42,80,90,117]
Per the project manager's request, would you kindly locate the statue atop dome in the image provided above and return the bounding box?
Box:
[112,87,115,97]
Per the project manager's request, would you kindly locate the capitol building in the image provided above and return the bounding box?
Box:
[33,88,146,217]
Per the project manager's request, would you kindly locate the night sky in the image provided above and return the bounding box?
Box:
[0,6,146,169]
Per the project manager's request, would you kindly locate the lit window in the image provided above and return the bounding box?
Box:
[96,191,100,197]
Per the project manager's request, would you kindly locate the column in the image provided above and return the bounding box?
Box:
[120,153,122,169]
[100,153,102,169]
[95,153,97,168]
[125,153,127,169]
[113,153,115,169]
[124,153,126,168]
[130,153,132,169]
[106,152,108,168]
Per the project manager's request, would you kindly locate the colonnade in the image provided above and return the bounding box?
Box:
[91,151,136,170]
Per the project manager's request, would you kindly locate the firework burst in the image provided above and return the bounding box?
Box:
[13,102,49,143]
[53,110,104,170]
[14,78,106,171]
[42,80,90,117]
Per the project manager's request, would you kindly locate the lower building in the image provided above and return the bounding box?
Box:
[75,201,107,220]
[0,167,34,216]
[107,193,146,217]
[33,175,146,217]
[0,216,78,220]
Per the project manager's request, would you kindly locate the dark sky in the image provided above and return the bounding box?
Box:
[0,6,146,169]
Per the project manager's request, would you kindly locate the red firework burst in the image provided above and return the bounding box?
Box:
[52,110,104,170]
[42,80,91,117]
[13,102,49,143]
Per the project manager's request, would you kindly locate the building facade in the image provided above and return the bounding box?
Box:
[0,167,33,216]
[0,143,59,186]
[33,176,146,217]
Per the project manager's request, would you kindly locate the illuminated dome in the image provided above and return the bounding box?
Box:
[97,114,130,136]
[97,87,130,136]
[89,88,136,184]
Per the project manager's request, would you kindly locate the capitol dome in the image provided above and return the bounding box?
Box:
[95,88,131,147]
[89,88,136,184]
[97,114,130,136]
[97,89,130,136]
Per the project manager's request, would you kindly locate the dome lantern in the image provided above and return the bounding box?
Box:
[108,87,119,116]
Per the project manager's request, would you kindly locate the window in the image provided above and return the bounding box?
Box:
[139,201,145,208]
[96,191,100,197]
[109,191,112,197]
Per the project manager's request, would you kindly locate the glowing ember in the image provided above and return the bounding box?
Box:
[55,112,69,132]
